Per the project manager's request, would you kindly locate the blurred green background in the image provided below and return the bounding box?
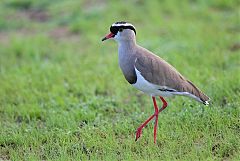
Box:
[0,0,239,160]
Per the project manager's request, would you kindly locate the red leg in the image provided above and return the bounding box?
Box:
[159,96,168,113]
[152,97,159,144]
[135,97,159,142]
[135,111,155,141]
[135,96,168,143]
[153,97,168,143]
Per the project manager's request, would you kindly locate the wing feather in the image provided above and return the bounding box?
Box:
[134,46,210,103]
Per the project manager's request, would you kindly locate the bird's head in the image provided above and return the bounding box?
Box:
[102,21,136,43]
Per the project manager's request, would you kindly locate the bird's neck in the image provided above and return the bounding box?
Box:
[117,39,138,84]
[117,39,137,55]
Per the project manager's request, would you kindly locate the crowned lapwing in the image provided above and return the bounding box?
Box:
[102,21,210,143]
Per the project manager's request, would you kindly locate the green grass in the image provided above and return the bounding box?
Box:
[0,0,240,160]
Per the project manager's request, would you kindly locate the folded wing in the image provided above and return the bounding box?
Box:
[134,48,210,104]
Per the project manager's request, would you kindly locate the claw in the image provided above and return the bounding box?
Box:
[135,128,142,141]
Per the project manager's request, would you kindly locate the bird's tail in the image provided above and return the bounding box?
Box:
[186,80,210,105]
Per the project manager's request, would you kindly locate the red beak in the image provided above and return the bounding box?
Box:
[102,32,115,41]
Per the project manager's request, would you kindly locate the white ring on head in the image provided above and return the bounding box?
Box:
[111,23,135,28]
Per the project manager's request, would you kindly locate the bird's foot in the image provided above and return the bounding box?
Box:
[135,127,143,141]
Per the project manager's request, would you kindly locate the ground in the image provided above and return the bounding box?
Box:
[0,0,240,160]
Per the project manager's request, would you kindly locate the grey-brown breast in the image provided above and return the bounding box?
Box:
[118,51,137,84]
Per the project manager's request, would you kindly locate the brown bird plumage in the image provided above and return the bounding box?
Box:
[134,46,209,104]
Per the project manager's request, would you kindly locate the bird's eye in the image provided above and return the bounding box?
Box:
[119,28,123,32]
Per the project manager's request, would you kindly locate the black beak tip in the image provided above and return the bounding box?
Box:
[102,37,107,41]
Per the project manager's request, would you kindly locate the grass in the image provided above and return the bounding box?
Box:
[0,0,240,160]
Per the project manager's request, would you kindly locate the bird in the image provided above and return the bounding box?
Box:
[102,21,210,144]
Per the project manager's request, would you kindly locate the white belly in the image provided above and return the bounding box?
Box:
[132,67,174,97]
